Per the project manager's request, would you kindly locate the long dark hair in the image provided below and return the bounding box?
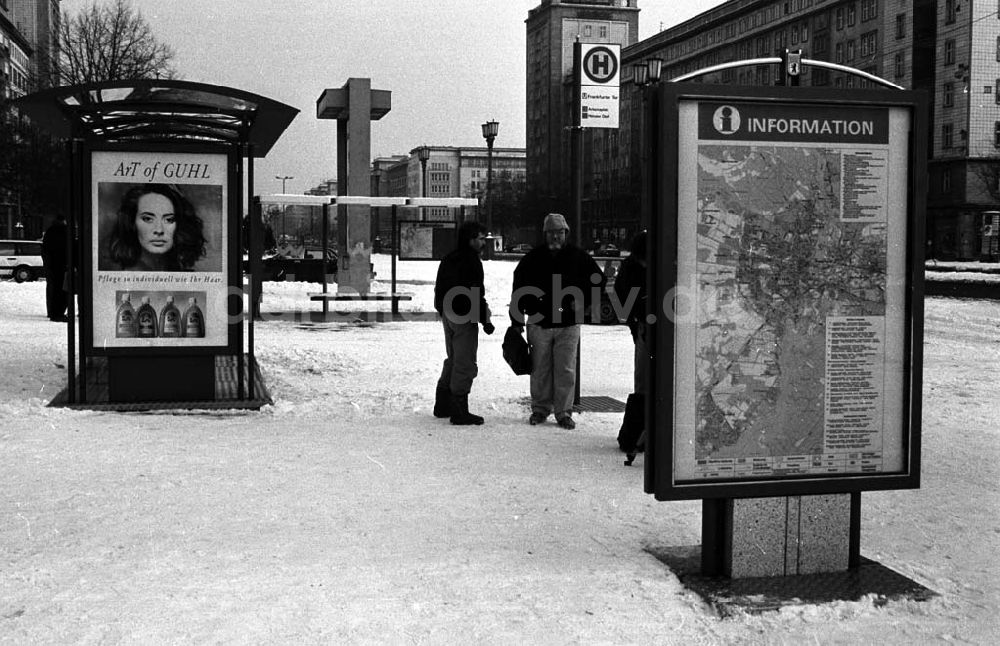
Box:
[109,184,206,270]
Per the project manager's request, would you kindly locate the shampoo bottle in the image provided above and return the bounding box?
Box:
[159,295,181,337]
[182,297,205,338]
[136,296,158,338]
[115,293,137,338]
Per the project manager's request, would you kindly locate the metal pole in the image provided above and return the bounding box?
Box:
[322,202,329,318]
[572,40,583,248]
[391,205,399,316]
[67,138,80,404]
[572,40,584,407]
[486,138,494,235]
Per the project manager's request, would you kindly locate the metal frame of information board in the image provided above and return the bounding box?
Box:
[646,83,928,500]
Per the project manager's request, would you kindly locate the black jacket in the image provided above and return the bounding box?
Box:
[434,247,490,323]
[613,254,646,336]
[510,244,605,328]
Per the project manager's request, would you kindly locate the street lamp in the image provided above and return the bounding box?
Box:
[481,119,499,235]
[275,175,293,193]
[417,147,430,221]
[633,58,663,232]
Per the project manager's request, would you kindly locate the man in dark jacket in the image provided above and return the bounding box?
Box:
[510,213,605,429]
[41,214,68,322]
[434,221,495,425]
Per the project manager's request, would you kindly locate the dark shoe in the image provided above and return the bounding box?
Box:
[528,412,547,425]
[450,393,484,426]
[433,386,451,418]
[556,416,576,430]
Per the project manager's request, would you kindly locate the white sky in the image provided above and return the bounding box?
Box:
[75,0,726,193]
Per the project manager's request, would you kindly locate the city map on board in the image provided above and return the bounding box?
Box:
[693,144,889,478]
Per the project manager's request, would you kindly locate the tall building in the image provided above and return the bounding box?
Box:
[11,0,58,89]
[525,0,640,232]
[1,2,33,100]
[619,0,1000,260]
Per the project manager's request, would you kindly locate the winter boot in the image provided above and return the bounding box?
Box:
[450,393,484,426]
[617,393,645,464]
[433,385,452,418]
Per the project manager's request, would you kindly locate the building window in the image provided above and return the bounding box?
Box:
[945,39,955,65]
[847,40,856,61]
[600,25,607,38]
[847,3,856,26]
[942,169,952,193]
[946,0,957,24]
[836,42,844,63]
[835,76,844,88]
[943,123,954,149]
[895,52,905,78]
[995,80,1000,103]
[861,0,878,22]
[896,14,906,39]
[994,121,1000,146]
[860,31,878,57]
[836,7,844,30]
[944,82,954,107]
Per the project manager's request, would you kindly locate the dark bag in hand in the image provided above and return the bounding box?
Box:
[502,325,532,375]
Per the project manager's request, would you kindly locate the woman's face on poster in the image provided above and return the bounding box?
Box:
[135,192,177,256]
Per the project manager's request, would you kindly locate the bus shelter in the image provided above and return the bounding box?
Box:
[15,80,298,410]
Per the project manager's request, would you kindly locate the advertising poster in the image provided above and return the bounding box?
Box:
[90,150,229,349]
[671,99,911,484]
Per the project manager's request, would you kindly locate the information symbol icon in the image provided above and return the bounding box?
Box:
[713,105,741,135]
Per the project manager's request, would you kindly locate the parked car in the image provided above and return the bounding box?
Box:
[0,239,44,282]
[592,243,621,257]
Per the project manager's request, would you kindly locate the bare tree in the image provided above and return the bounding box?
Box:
[56,0,176,86]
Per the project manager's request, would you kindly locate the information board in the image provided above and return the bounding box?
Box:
[397,220,456,261]
[649,85,926,499]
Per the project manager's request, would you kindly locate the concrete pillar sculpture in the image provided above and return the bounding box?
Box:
[317,78,391,296]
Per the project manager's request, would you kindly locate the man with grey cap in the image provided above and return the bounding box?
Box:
[509,213,605,429]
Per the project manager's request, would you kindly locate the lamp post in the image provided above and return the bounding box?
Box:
[481,119,499,235]
[417,146,430,221]
[275,175,293,193]
[633,57,663,232]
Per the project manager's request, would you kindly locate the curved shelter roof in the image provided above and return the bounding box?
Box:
[13,80,299,157]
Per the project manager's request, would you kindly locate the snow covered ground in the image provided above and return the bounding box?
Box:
[1,255,999,644]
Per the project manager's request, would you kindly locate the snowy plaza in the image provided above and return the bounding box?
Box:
[1,256,998,644]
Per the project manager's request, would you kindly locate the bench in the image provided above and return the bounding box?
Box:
[307,292,413,302]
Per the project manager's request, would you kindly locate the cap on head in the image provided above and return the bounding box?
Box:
[543,213,569,232]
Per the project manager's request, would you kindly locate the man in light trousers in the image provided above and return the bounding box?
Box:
[510,213,605,429]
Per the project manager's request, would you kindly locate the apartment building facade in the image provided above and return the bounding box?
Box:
[530,0,1000,259]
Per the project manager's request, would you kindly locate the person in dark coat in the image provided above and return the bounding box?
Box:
[509,213,605,429]
[613,231,648,457]
[41,214,68,322]
[434,220,495,425]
